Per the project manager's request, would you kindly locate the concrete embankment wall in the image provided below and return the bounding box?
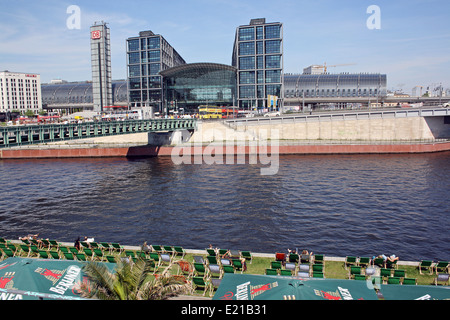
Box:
[1,115,450,159]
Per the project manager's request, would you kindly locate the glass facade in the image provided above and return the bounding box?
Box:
[126,30,185,111]
[233,19,283,110]
[161,63,237,113]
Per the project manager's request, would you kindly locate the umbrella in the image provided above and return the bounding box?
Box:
[212,274,379,300]
[0,257,114,300]
[377,284,450,300]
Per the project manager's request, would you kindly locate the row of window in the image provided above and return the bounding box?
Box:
[128,51,161,64]
[128,37,160,52]
[285,88,381,98]
[129,77,162,89]
[129,64,161,77]
[239,84,281,99]
[239,70,281,84]
[238,24,281,41]
[238,40,281,55]
[239,55,281,70]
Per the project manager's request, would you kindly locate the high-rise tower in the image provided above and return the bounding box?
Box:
[232,18,283,111]
[90,21,112,112]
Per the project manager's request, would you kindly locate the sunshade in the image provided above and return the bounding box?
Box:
[212,274,380,300]
[377,284,450,300]
[0,257,114,300]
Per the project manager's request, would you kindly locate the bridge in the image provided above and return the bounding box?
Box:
[0,118,197,148]
[225,107,450,126]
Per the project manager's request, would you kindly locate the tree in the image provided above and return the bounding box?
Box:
[79,259,190,300]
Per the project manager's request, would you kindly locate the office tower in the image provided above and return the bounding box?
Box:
[0,71,42,113]
[90,21,112,112]
[232,18,283,111]
[126,30,186,113]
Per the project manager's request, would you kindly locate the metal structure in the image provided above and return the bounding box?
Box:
[0,118,197,148]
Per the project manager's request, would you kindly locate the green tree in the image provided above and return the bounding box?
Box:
[79,259,190,300]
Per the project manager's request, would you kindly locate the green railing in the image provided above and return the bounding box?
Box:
[0,118,197,148]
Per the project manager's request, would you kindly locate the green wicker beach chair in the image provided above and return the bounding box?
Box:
[313,254,324,265]
[359,257,371,268]
[387,276,401,285]
[288,253,299,264]
[111,243,124,253]
[206,255,218,265]
[63,252,75,260]
[434,261,449,274]
[193,262,209,277]
[2,248,15,259]
[106,255,117,263]
[393,269,406,279]
[223,265,235,275]
[163,246,175,256]
[241,251,252,264]
[83,248,94,260]
[19,245,31,257]
[419,260,433,275]
[380,268,392,281]
[38,250,50,259]
[354,274,367,281]
[345,256,358,270]
[373,257,385,268]
[93,249,104,261]
[100,242,113,254]
[312,271,324,278]
[76,253,88,261]
[49,250,61,259]
[270,261,282,270]
[348,266,361,279]
[265,268,278,275]
[192,276,211,297]
[402,278,417,285]
[151,245,163,253]
[173,246,186,259]
[231,259,244,273]
[280,269,293,276]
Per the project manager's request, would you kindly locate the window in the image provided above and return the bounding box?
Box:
[128,39,139,51]
[239,85,255,99]
[266,84,281,96]
[148,76,161,88]
[128,65,140,77]
[129,78,140,89]
[148,63,160,75]
[239,27,254,41]
[148,50,160,62]
[128,52,140,64]
[256,26,264,40]
[265,55,281,69]
[239,56,255,70]
[256,41,264,54]
[148,37,160,49]
[239,71,255,84]
[256,56,264,69]
[239,42,255,55]
[265,25,280,39]
[265,70,281,83]
[265,40,281,54]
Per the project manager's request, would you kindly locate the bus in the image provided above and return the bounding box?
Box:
[198,106,239,119]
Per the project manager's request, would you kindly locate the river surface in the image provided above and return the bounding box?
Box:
[0,152,449,261]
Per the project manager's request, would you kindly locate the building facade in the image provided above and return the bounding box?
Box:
[90,22,112,112]
[232,18,283,111]
[126,30,186,112]
[161,63,237,113]
[0,71,42,113]
[41,80,127,112]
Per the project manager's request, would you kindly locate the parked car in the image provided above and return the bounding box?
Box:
[264,111,281,117]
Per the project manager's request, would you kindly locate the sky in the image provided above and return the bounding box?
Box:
[1,0,449,93]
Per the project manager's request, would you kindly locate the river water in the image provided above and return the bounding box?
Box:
[0,152,449,261]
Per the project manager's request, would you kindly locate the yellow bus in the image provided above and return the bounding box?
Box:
[198,106,223,119]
